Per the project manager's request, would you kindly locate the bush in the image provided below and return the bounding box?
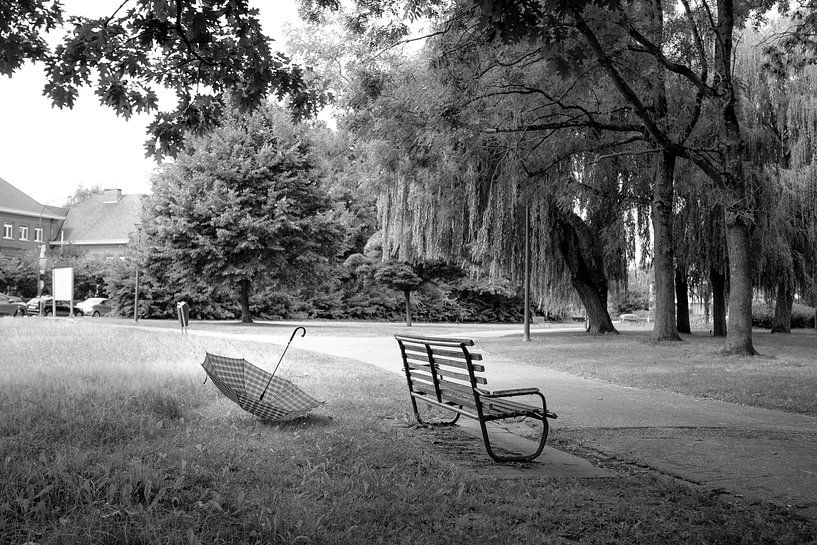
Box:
[251,289,294,320]
[793,303,817,328]
[0,253,38,297]
[752,301,816,329]
[612,289,650,315]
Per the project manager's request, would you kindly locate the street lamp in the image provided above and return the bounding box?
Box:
[523,204,531,342]
[133,223,142,323]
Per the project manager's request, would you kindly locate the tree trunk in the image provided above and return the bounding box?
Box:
[652,151,681,341]
[571,275,616,334]
[770,278,793,333]
[675,266,691,334]
[240,278,253,323]
[711,267,727,337]
[640,1,680,342]
[404,290,412,327]
[704,295,710,326]
[551,206,617,334]
[715,0,756,356]
[723,219,756,354]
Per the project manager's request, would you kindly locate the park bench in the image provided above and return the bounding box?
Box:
[395,334,557,462]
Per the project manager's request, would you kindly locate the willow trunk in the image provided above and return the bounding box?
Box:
[551,208,617,334]
[710,267,727,337]
[717,0,756,355]
[652,151,681,340]
[571,277,616,334]
[723,220,756,354]
[770,279,793,333]
[674,266,691,334]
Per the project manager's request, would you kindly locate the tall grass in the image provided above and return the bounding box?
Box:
[0,319,814,544]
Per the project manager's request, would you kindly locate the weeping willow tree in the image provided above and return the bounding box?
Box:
[673,160,730,336]
[374,143,628,333]
[738,27,817,332]
[356,49,648,333]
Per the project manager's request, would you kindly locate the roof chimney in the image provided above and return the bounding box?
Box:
[103,189,122,203]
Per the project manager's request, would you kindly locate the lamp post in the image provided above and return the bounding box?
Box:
[37,244,46,317]
[523,204,531,342]
[134,265,139,322]
[133,223,142,323]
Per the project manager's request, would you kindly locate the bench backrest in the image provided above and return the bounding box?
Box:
[395,335,487,412]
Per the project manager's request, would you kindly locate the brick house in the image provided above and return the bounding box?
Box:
[0,177,67,257]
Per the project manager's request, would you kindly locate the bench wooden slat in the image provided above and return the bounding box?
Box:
[407,364,486,385]
[403,351,486,371]
[404,357,486,379]
[396,335,475,347]
[407,368,487,390]
[436,387,534,419]
[400,345,483,362]
[410,392,481,419]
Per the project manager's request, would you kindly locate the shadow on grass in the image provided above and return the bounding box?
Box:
[260,413,336,430]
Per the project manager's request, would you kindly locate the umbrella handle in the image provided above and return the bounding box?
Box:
[260,326,307,400]
[289,326,306,342]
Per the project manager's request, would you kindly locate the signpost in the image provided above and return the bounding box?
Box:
[52,267,74,316]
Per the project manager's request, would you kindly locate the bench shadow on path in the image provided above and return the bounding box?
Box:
[401,415,613,480]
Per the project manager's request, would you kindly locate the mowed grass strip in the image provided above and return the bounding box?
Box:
[0,319,814,544]
[479,328,817,415]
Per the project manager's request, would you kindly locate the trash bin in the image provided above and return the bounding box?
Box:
[176,301,190,332]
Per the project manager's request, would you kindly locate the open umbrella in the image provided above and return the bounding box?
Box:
[201,328,323,422]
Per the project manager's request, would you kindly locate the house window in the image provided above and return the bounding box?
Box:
[34,227,44,242]
[3,223,12,239]
[19,225,28,241]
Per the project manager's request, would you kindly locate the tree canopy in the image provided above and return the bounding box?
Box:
[2,0,337,159]
[141,102,342,322]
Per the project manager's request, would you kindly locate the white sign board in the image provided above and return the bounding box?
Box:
[52,267,74,301]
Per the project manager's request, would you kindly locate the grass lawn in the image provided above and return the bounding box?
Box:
[477,325,817,416]
[1,319,815,544]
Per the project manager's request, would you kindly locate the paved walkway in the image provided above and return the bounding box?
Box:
[135,321,817,518]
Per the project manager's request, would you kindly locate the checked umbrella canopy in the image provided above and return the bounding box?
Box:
[201,352,323,422]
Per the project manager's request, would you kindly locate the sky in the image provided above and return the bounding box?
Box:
[0,1,301,206]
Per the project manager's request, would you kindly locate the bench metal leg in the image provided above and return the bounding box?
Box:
[479,417,549,463]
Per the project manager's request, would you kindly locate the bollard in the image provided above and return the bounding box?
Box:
[176,301,190,334]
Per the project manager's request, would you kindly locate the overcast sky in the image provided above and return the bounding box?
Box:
[0,1,301,206]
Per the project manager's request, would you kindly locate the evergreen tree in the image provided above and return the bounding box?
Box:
[141,102,342,323]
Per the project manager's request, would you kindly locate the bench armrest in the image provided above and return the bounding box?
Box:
[475,388,558,419]
[475,387,540,398]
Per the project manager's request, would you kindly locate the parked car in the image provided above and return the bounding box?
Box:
[0,293,26,316]
[76,297,112,317]
[25,297,84,317]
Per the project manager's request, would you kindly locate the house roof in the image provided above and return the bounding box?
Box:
[0,177,67,219]
[59,193,144,245]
